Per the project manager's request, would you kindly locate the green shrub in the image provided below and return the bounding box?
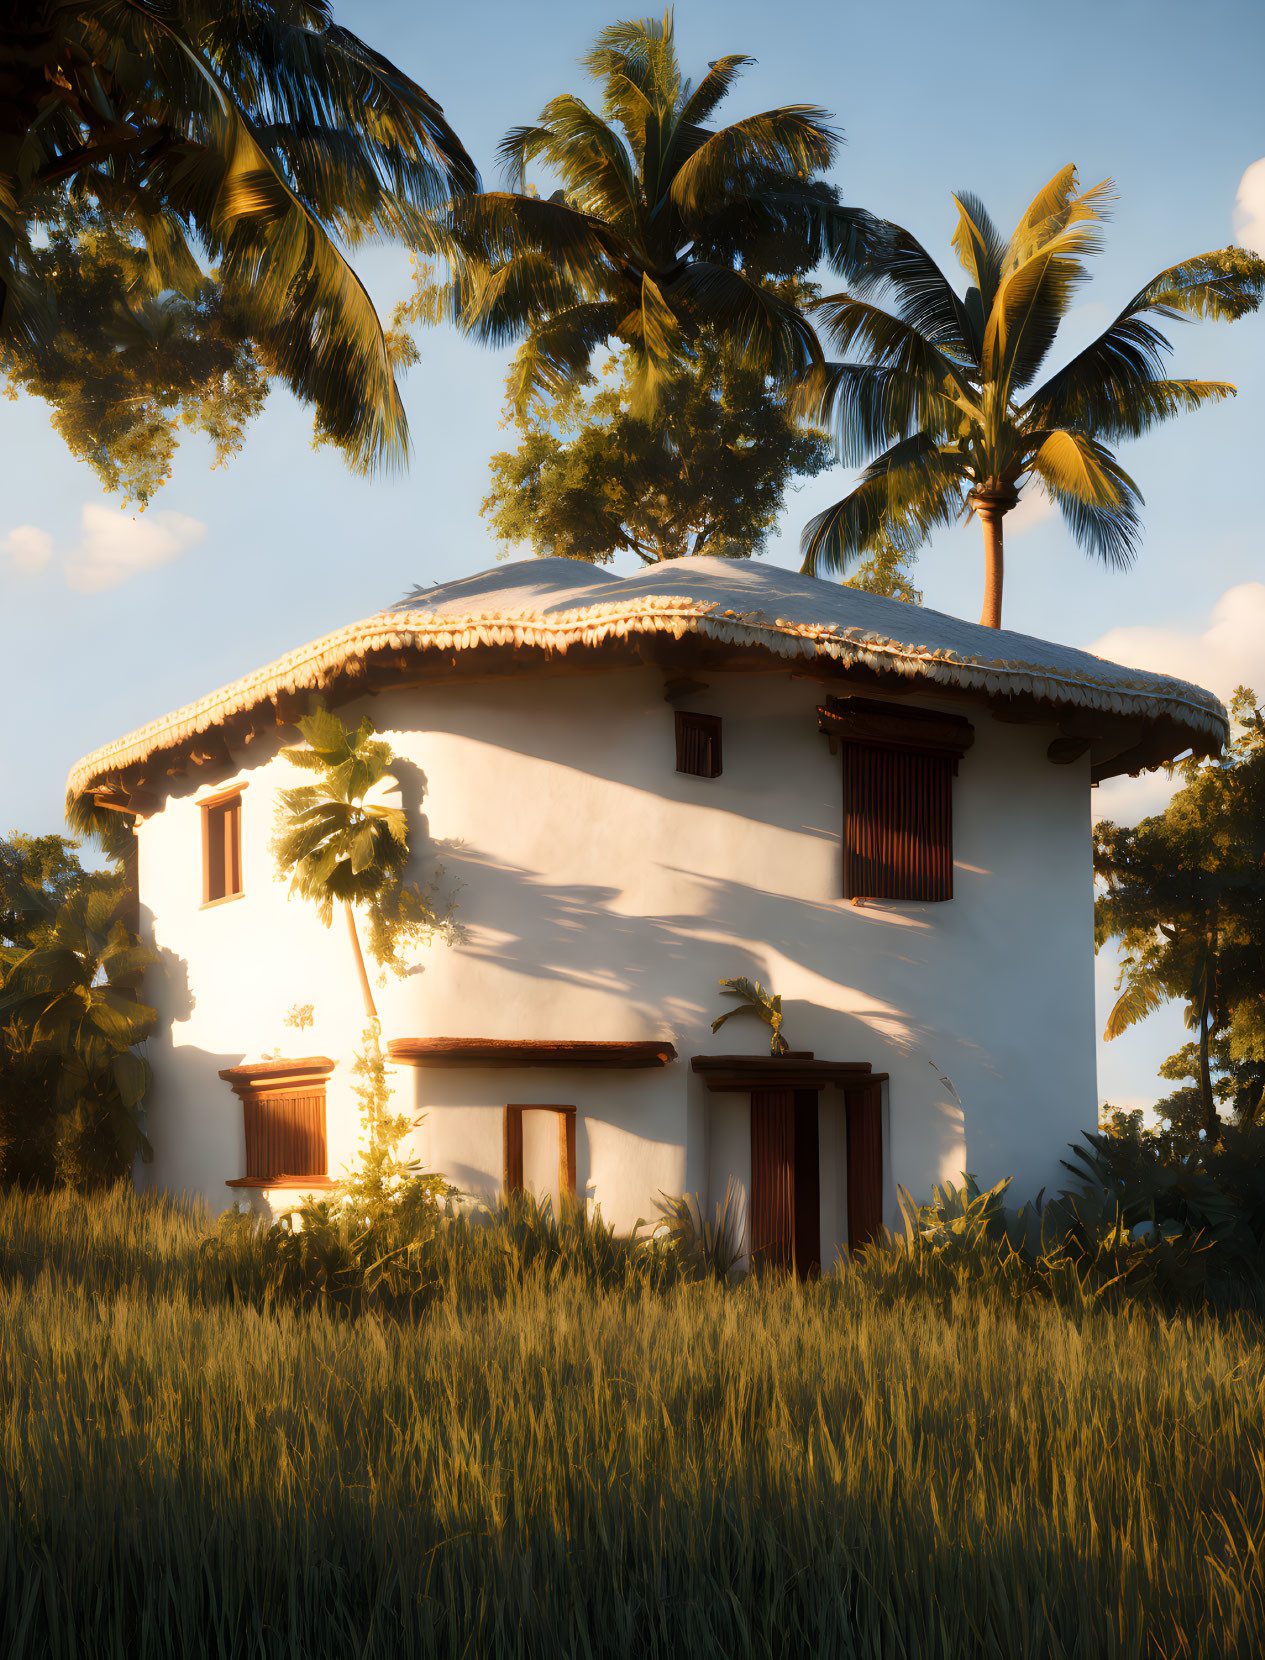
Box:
[654,1180,747,1281]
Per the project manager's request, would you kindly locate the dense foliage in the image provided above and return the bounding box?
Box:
[0,835,150,1188]
[1096,689,1265,1137]
[1,2,475,484]
[0,1182,1261,1657]
[796,168,1265,625]
[3,205,268,505]
[482,335,830,562]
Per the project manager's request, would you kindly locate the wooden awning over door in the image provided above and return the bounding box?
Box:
[690,1055,887,1090]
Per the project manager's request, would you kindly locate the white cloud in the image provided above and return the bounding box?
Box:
[1089,583,1265,826]
[2,524,53,573]
[63,504,206,594]
[1091,582,1265,705]
[1233,156,1265,254]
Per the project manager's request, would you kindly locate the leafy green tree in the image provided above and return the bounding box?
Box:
[1,833,87,948]
[3,206,269,506]
[0,884,157,1185]
[272,707,453,1022]
[1095,690,1265,1139]
[410,11,874,419]
[1,2,476,479]
[797,167,1265,626]
[842,530,922,605]
[482,334,831,562]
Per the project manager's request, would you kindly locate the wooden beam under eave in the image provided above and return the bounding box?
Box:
[1047,735,1092,764]
[92,790,135,816]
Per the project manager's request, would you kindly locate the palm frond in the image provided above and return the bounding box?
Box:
[810,293,969,401]
[983,168,1113,392]
[1029,361,1235,441]
[1104,975,1169,1040]
[675,261,821,383]
[1126,246,1265,323]
[1028,429,1142,569]
[672,53,752,132]
[847,223,974,358]
[950,190,1006,313]
[503,300,621,417]
[669,107,840,219]
[1006,166,1113,272]
[792,362,948,466]
[800,434,968,575]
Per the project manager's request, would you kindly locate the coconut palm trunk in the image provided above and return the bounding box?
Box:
[971,488,1018,629]
[344,904,378,1023]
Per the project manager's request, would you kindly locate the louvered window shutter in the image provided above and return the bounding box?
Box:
[243,1091,327,1180]
[818,697,973,903]
[843,743,954,901]
[675,711,722,777]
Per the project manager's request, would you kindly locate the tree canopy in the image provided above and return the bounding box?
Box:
[3,206,270,505]
[409,11,875,419]
[482,334,831,563]
[796,167,1265,625]
[1,2,476,482]
[1095,690,1265,1138]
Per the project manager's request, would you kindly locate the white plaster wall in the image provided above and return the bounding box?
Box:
[134,664,1096,1229]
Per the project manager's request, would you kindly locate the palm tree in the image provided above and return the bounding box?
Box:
[1,2,477,472]
[711,976,790,1056]
[273,707,445,1022]
[796,167,1265,627]
[415,10,875,418]
[0,883,158,1176]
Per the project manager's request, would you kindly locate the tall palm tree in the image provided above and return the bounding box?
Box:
[416,11,875,418]
[1,2,477,472]
[273,707,444,1022]
[796,167,1265,626]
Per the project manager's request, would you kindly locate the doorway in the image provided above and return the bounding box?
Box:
[750,1089,821,1277]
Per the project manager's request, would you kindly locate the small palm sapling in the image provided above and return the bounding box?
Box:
[710,976,791,1056]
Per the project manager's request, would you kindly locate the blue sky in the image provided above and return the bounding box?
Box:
[3,0,1263,1110]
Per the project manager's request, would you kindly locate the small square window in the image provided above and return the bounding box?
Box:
[675,710,722,778]
[201,792,243,904]
[504,1105,577,1199]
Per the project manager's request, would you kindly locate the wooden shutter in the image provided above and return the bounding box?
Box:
[842,743,954,901]
[243,1090,327,1179]
[846,1082,884,1253]
[792,1092,821,1277]
[675,711,722,777]
[818,697,971,903]
[750,1089,795,1271]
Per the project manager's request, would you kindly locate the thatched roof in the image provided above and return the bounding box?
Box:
[68,557,1226,805]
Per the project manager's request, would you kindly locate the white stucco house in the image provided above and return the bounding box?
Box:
[68,557,1226,1272]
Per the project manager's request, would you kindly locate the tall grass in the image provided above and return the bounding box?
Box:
[1,1184,1263,1658]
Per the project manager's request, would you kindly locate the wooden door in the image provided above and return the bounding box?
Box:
[846,1082,884,1252]
[792,1093,821,1277]
[751,1089,821,1278]
[750,1089,794,1272]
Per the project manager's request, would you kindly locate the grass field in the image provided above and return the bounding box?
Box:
[1,1185,1262,1659]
